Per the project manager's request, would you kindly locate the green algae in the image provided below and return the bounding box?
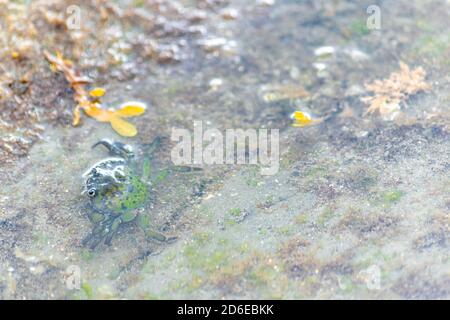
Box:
[317,206,334,226]
[81,282,93,300]
[382,190,404,205]
[350,20,370,36]
[228,208,242,218]
[295,213,309,224]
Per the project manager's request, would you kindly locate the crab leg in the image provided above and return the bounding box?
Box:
[92,139,134,159]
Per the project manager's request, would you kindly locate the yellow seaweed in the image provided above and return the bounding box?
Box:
[44,51,146,137]
[110,115,138,137]
[89,87,106,98]
[115,101,147,117]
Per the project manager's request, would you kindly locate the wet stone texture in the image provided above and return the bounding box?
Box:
[0,0,449,299]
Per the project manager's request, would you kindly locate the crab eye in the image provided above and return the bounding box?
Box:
[87,189,96,197]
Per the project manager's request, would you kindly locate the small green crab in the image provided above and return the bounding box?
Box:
[81,138,169,249]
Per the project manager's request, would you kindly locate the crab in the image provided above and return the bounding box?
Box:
[81,138,170,249]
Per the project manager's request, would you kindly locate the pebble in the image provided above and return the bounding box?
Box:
[197,37,227,52]
[220,8,238,20]
[257,0,276,6]
[314,46,336,57]
[344,48,370,61]
[355,130,369,138]
[209,78,223,90]
[312,62,327,71]
[289,66,300,80]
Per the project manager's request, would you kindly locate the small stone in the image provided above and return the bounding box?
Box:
[314,46,336,57]
[289,66,300,80]
[197,37,228,52]
[220,8,238,20]
[355,130,369,138]
[344,48,370,61]
[313,62,327,71]
[209,78,223,90]
[257,0,275,6]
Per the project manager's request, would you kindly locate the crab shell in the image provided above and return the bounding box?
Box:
[82,157,148,218]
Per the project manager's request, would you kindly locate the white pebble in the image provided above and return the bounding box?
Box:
[314,46,336,57]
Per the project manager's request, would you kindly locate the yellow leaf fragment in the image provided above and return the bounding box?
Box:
[82,104,112,122]
[89,87,106,98]
[73,105,82,126]
[110,115,137,137]
[83,103,141,136]
[292,111,317,127]
[11,51,20,59]
[115,101,147,117]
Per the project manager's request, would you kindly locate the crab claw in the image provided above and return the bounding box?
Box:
[92,139,134,159]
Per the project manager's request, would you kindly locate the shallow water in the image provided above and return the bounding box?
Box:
[0,0,449,299]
